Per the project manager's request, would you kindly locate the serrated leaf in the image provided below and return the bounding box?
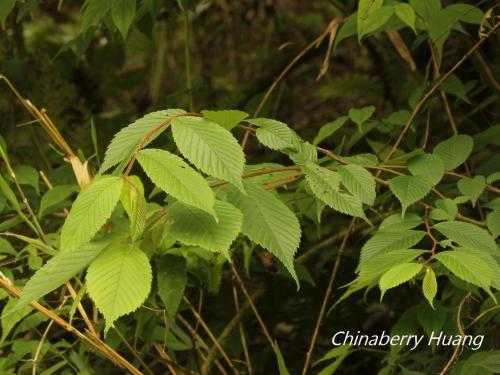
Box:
[433,134,473,170]
[172,116,245,191]
[395,3,416,32]
[137,148,216,217]
[487,210,500,238]
[165,200,242,258]
[407,154,444,186]
[379,263,423,299]
[99,109,185,174]
[434,251,492,289]
[87,243,152,333]
[433,221,497,255]
[60,176,124,252]
[202,110,248,130]
[359,230,425,268]
[313,116,348,145]
[338,164,376,205]
[16,240,111,310]
[422,268,437,308]
[457,176,485,206]
[359,249,426,280]
[39,185,76,218]
[457,247,500,290]
[247,118,296,150]
[157,255,186,324]
[379,213,422,232]
[389,175,432,215]
[429,198,457,222]
[121,176,146,240]
[111,0,136,40]
[227,181,301,287]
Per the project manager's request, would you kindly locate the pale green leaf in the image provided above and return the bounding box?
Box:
[487,172,500,184]
[422,267,437,308]
[358,249,426,280]
[388,175,432,215]
[434,251,493,289]
[313,116,348,145]
[1,298,32,344]
[456,247,500,290]
[227,181,301,287]
[39,185,76,218]
[357,0,383,40]
[429,198,457,222]
[433,134,473,170]
[87,243,152,333]
[379,263,423,299]
[137,148,216,217]
[202,110,248,130]
[0,237,16,255]
[120,176,146,240]
[433,221,497,255]
[172,116,245,191]
[60,176,124,252]
[379,213,422,232]
[111,0,136,39]
[99,109,185,174]
[165,200,242,258]
[338,164,376,205]
[407,153,444,186]
[348,106,375,129]
[247,118,296,150]
[13,166,39,195]
[395,3,416,32]
[457,176,485,206]
[487,210,500,238]
[157,255,187,323]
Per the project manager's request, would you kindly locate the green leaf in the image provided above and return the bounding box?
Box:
[202,110,249,131]
[87,243,152,333]
[157,255,187,323]
[0,173,34,232]
[120,176,146,240]
[99,109,185,174]
[165,200,242,258]
[444,4,484,25]
[359,230,425,268]
[429,198,457,221]
[1,298,32,344]
[433,221,497,255]
[247,118,296,150]
[487,172,500,184]
[433,134,473,170]
[0,0,16,28]
[379,213,422,231]
[457,176,485,206]
[137,149,216,218]
[39,185,76,218]
[313,116,348,145]
[407,154,444,186]
[16,240,111,310]
[111,0,136,40]
[172,116,245,191]
[60,176,124,252]
[487,210,500,238]
[348,106,375,130]
[442,75,470,103]
[274,341,290,375]
[434,251,493,289]
[82,0,111,32]
[228,181,301,287]
[388,175,432,215]
[395,3,416,32]
[422,267,437,308]
[379,263,423,299]
[338,164,376,205]
[13,166,39,195]
[359,249,427,280]
[357,1,393,40]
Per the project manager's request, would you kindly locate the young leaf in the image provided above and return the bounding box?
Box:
[60,176,123,252]
[111,0,136,40]
[395,3,416,32]
[228,181,301,287]
[16,240,111,310]
[172,116,245,191]
[433,221,497,255]
[87,243,152,333]
[157,255,187,323]
[388,175,432,215]
[137,148,216,218]
[407,154,444,186]
[434,251,493,289]
[433,134,473,170]
[313,116,348,145]
[99,109,186,174]
[165,200,242,258]
[39,185,76,218]
[422,267,437,308]
[487,210,500,238]
[338,164,376,205]
[121,176,146,240]
[457,176,485,206]
[348,106,375,130]
[247,118,296,150]
[202,110,249,131]
[379,263,423,299]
